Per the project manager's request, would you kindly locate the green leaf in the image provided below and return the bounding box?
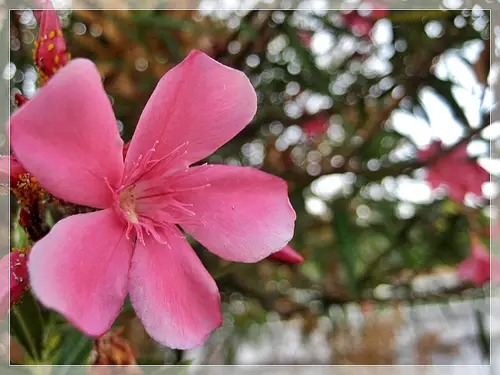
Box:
[12,221,29,249]
[10,290,45,362]
[158,30,183,64]
[52,326,93,366]
[331,199,358,297]
[239,20,259,40]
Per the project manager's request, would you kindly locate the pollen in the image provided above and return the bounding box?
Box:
[48,43,55,52]
[12,173,44,206]
[34,40,39,48]
[54,55,60,64]
[57,29,63,37]
[49,31,56,39]
[119,186,139,224]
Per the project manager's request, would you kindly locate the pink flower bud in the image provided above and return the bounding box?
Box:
[268,245,304,264]
[9,251,29,307]
[33,3,70,84]
[0,250,29,318]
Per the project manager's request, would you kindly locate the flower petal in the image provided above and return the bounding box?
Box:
[128,225,221,350]
[0,155,27,186]
[457,256,478,284]
[125,50,257,172]
[11,59,124,209]
[29,209,132,337]
[174,165,296,262]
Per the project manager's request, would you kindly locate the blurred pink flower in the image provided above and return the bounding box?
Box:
[418,141,489,203]
[33,1,70,84]
[298,31,313,48]
[14,93,28,108]
[11,51,296,349]
[302,116,328,138]
[342,11,374,37]
[458,237,500,286]
[268,245,304,264]
[0,154,27,186]
[340,7,389,38]
[0,251,29,319]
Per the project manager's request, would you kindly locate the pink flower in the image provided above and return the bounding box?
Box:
[0,154,27,186]
[370,9,389,19]
[298,31,313,48]
[268,245,304,264]
[33,1,70,84]
[340,7,389,39]
[0,251,29,318]
[458,237,500,286]
[342,11,374,37]
[418,141,489,203]
[11,51,296,349]
[302,116,328,138]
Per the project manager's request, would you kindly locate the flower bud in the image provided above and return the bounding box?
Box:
[33,4,70,85]
[268,245,304,264]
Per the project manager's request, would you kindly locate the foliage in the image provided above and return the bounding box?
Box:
[7,5,494,365]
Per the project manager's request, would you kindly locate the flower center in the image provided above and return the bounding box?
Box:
[107,141,211,245]
[118,186,139,224]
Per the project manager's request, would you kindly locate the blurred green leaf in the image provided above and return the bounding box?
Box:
[51,326,93,366]
[10,291,45,362]
[239,20,259,40]
[331,199,358,297]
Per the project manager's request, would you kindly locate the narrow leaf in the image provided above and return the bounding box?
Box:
[10,290,44,362]
[331,199,358,297]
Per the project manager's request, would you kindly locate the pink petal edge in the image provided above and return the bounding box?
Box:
[128,225,222,350]
[11,59,124,209]
[28,209,132,337]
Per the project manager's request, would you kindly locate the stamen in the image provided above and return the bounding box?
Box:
[122,141,190,187]
[111,142,215,246]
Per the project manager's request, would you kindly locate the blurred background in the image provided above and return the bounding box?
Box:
[5,0,500,368]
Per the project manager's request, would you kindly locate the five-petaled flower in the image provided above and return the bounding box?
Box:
[418,140,489,203]
[11,51,296,349]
